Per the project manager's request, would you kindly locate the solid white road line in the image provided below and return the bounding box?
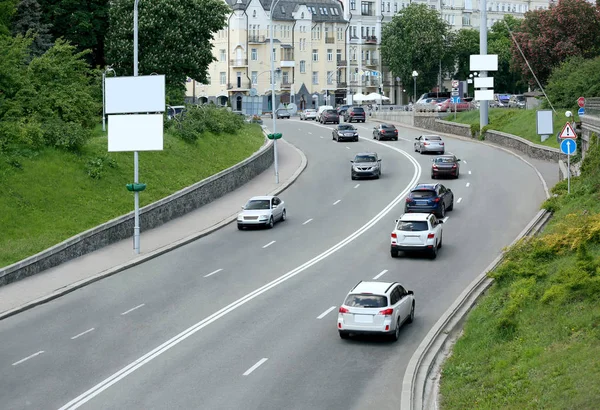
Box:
[333,200,341,205]
[466,182,470,187]
[243,358,268,376]
[262,240,276,249]
[121,304,145,316]
[442,217,449,223]
[204,269,223,278]
[373,269,388,280]
[302,218,313,225]
[468,170,472,175]
[354,184,360,188]
[317,306,337,319]
[457,197,462,203]
[71,328,95,340]
[12,351,44,366]
[57,131,422,410]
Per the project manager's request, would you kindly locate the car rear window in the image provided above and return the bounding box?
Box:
[397,221,429,231]
[434,157,454,163]
[426,136,442,141]
[411,190,436,198]
[344,294,387,308]
[326,110,337,114]
[381,124,394,129]
[352,107,365,112]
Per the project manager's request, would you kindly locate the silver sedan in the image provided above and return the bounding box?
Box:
[414,135,445,154]
[237,196,286,230]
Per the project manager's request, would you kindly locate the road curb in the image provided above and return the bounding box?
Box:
[401,208,552,410]
[0,139,308,321]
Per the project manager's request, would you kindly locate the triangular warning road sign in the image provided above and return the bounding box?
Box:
[559,122,577,139]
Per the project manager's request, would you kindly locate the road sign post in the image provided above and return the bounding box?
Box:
[560,139,576,194]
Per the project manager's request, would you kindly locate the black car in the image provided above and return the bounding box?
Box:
[431,154,461,179]
[333,124,359,142]
[275,109,291,119]
[373,123,399,141]
[351,152,382,180]
[404,183,454,218]
[321,109,340,124]
[337,105,351,116]
[344,106,366,123]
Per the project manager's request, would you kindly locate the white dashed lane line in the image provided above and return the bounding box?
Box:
[442,216,449,223]
[302,218,313,225]
[468,170,472,175]
[308,132,313,135]
[12,351,44,366]
[71,328,95,340]
[317,306,337,319]
[204,269,223,278]
[121,304,145,316]
[373,269,388,280]
[466,182,470,187]
[463,160,467,164]
[262,240,276,249]
[346,146,350,149]
[333,200,341,205]
[457,197,462,204]
[243,358,268,376]
[354,184,360,188]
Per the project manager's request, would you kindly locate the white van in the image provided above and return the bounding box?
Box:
[316,105,334,122]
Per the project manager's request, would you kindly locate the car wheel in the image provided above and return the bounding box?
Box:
[267,217,274,229]
[339,331,350,339]
[431,173,436,179]
[420,147,424,154]
[237,224,243,230]
[438,234,443,248]
[430,243,438,259]
[281,209,286,222]
[414,145,418,152]
[354,137,358,142]
[438,204,446,218]
[391,249,399,258]
[391,317,401,341]
[395,137,398,141]
[447,200,454,211]
[407,302,415,324]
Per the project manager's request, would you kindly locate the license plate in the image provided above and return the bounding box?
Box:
[354,314,373,323]
[416,200,427,205]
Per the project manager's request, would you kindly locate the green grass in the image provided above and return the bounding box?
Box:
[439,137,600,409]
[0,124,265,268]
[446,108,567,148]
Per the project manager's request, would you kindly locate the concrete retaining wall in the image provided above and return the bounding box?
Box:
[370,110,415,126]
[0,137,275,286]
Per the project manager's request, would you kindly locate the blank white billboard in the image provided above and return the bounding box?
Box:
[108,114,164,152]
[106,75,165,114]
[474,77,494,88]
[536,110,554,135]
[470,54,498,72]
[475,90,494,101]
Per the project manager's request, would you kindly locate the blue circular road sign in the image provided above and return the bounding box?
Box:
[560,138,576,155]
[578,107,585,116]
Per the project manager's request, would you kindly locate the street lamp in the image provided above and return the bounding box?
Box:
[412,70,418,103]
[102,66,116,132]
[269,0,283,184]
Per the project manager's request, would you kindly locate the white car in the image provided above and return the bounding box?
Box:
[237,196,286,230]
[337,281,415,341]
[390,213,443,259]
[300,109,317,120]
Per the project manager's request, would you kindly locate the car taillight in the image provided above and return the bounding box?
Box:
[406,197,414,203]
[452,164,457,168]
[378,308,394,316]
[427,233,435,239]
[339,307,349,313]
[440,142,445,145]
[424,142,429,145]
[432,164,438,169]
[433,197,441,202]
[391,233,397,239]
[394,130,398,134]
[350,112,354,116]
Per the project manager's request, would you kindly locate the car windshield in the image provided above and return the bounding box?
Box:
[397,221,429,231]
[344,294,387,308]
[411,190,436,198]
[434,157,455,163]
[354,155,376,163]
[245,199,271,210]
[338,125,355,130]
[306,109,316,113]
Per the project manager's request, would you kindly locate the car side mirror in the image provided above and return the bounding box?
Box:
[350,160,354,163]
[407,290,414,295]
[241,206,245,210]
[438,220,444,224]
[415,137,419,140]
[377,159,381,162]
[456,159,461,162]
[394,219,399,223]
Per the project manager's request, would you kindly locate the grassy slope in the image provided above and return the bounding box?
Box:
[439,138,600,408]
[446,108,566,148]
[0,124,265,267]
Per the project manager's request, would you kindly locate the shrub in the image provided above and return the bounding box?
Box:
[85,154,117,179]
[43,120,92,152]
[171,105,246,143]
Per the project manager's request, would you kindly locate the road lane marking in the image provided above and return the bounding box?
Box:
[463,160,467,164]
[71,328,95,340]
[308,132,313,135]
[354,184,360,188]
[57,135,422,410]
[243,358,268,376]
[466,182,470,187]
[442,217,449,223]
[12,351,44,366]
[373,269,388,280]
[302,218,313,225]
[320,136,324,139]
[121,304,145,316]
[457,197,462,203]
[333,200,341,205]
[204,269,223,278]
[317,306,337,319]
[468,170,472,175]
[346,146,350,149]
[262,240,276,249]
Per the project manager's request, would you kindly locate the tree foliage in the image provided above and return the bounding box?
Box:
[449,28,479,81]
[511,0,600,86]
[11,0,53,57]
[105,0,229,104]
[0,0,17,36]
[488,16,526,93]
[381,4,450,98]
[545,56,600,109]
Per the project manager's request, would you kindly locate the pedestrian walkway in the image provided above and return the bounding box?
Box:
[0,139,307,319]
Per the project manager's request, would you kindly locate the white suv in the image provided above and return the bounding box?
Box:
[337,281,415,341]
[390,213,443,259]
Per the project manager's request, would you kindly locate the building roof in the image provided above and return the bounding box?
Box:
[225,0,346,23]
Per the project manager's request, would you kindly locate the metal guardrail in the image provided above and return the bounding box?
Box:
[586,97,600,116]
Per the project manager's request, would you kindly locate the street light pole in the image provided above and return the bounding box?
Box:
[480,0,489,129]
[133,0,141,253]
[269,0,282,184]
[412,70,418,103]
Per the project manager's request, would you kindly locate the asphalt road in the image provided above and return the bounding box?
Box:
[0,117,548,410]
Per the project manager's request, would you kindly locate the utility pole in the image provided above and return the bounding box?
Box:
[480,0,489,129]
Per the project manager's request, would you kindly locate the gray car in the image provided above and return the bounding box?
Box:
[351,152,382,180]
[237,195,286,230]
[414,135,445,154]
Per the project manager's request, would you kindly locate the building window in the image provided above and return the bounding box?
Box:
[300,60,306,73]
[219,49,226,62]
[301,12,304,18]
[282,71,289,84]
[337,27,344,40]
[327,49,333,61]
[394,2,398,12]
[312,71,319,84]
[220,72,226,85]
[205,74,211,85]
[327,71,334,85]
[251,71,258,84]
[350,0,356,10]
[336,49,342,62]
[272,48,276,61]
[251,48,257,61]
[387,2,390,12]
[462,13,471,26]
[252,10,256,18]
[361,1,373,15]
[312,49,319,62]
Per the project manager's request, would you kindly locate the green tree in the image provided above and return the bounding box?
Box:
[0,0,18,36]
[380,3,450,99]
[488,16,526,93]
[105,0,229,104]
[37,0,109,67]
[449,28,479,80]
[11,0,53,57]
[545,56,600,109]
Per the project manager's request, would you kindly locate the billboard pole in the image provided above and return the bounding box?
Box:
[133,0,141,254]
[480,0,488,129]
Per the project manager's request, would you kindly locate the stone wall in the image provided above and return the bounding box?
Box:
[370,110,415,126]
[580,114,600,160]
[0,137,275,286]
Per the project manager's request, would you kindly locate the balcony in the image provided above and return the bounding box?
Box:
[337,59,347,66]
[280,49,295,67]
[364,59,379,66]
[230,58,248,67]
[280,81,292,89]
[325,36,335,44]
[337,82,347,88]
[364,35,378,44]
[227,81,251,91]
[248,35,266,43]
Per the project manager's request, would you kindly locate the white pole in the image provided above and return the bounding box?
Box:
[270,2,279,184]
[102,71,106,132]
[133,0,141,254]
[480,0,488,130]
[567,144,571,194]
